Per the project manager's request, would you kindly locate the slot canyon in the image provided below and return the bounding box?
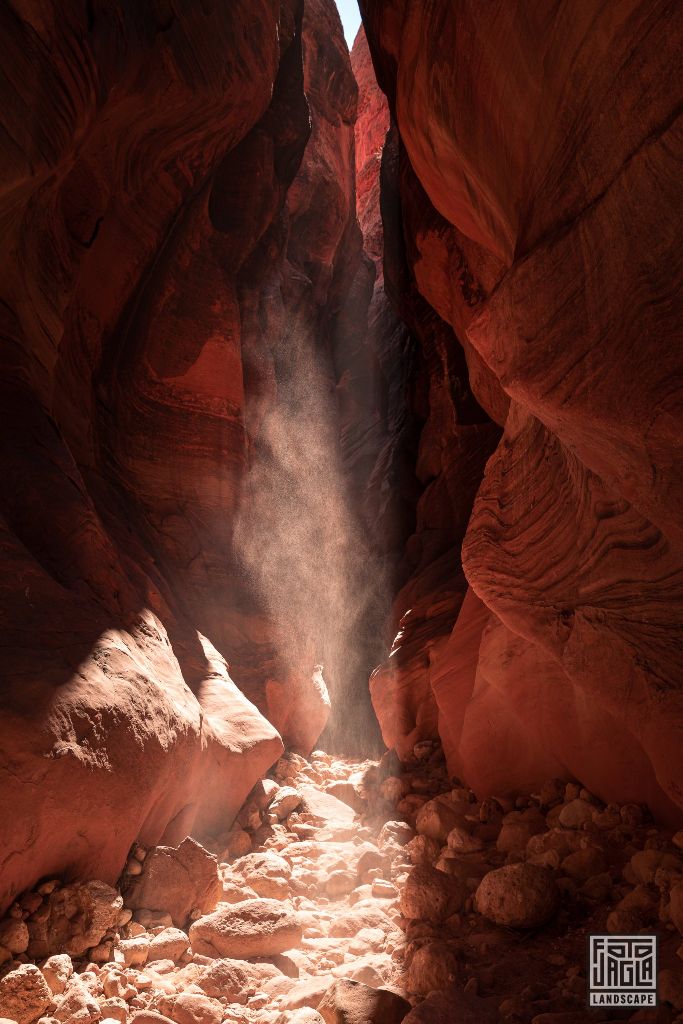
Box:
[0,0,681,1021]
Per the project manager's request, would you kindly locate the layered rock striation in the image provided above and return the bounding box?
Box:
[361,0,683,819]
[0,0,368,911]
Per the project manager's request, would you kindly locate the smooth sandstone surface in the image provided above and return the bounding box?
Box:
[361,1,683,820]
[0,0,364,912]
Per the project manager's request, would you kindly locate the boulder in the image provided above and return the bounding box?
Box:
[378,822,415,850]
[405,836,440,866]
[270,789,304,821]
[325,783,364,813]
[558,800,595,829]
[39,957,72,998]
[123,838,221,927]
[277,1011,325,1024]
[560,846,607,882]
[415,798,469,844]
[27,881,122,959]
[155,993,222,1024]
[147,929,190,964]
[317,979,410,1024]
[114,936,149,967]
[189,899,301,958]
[232,851,292,898]
[0,922,28,957]
[99,999,128,1024]
[250,779,281,810]
[475,864,559,929]
[630,849,683,885]
[300,788,356,829]
[327,906,394,939]
[279,977,331,1011]
[189,957,281,1001]
[53,978,100,1024]
[405,943,460,996]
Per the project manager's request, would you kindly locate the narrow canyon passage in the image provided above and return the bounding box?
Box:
[0,1,682,1023]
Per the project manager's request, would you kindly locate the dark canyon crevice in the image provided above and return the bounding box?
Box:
[0,0,682,936]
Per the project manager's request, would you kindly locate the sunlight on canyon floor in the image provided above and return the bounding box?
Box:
[1,743,681,1022]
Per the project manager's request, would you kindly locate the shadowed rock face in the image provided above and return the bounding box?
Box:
[0,0,366,911]
[0,0,680,917]
[360,0,683,820]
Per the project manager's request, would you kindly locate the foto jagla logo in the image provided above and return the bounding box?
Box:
[587,934,658,1007]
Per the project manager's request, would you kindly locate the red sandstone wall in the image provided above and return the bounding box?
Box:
[0,0,361,911]
[361,0,683,821]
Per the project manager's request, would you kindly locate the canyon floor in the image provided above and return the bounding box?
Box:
[1,744,683,1024]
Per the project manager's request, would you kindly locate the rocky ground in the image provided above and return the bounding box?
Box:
[1,743,683,1024]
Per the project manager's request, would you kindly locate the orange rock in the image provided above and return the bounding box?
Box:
[123,839,220,929]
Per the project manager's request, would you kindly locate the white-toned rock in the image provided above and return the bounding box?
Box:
[53,977,101,1024]
[371,879,397,899]
[132,911,173,930]
[232,851,292,899]
[378,822,414,850]
[278,977,330,1011]
[326,871,357,898]
[114,936,149,967]
[101,968,136,1002]
[39,955,72,997]
[98,998,128,1023]
[276,1010,325,1024]
[270,788,303,820]
[188,957,280,1001]
[147,928,189,964]
[327,905,394,938]
[155,993,222,1024]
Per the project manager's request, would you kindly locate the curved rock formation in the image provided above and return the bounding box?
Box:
[0,0,366,910]
[1,0,681,923]
[361,0,683,819]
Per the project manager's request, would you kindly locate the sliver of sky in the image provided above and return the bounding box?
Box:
[334,0,361,47]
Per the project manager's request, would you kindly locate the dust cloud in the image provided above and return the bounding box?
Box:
[234,302,387,756]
